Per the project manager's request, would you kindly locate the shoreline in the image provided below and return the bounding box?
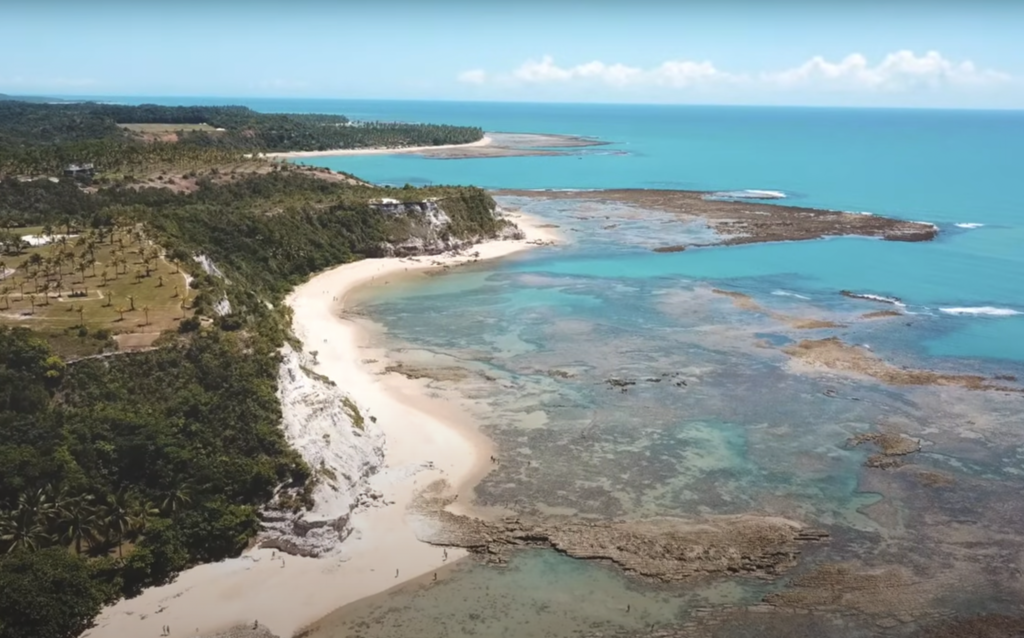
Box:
[84,210,559,638]
[264,135,493,159]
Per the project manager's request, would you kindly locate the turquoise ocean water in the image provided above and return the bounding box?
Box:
[114,97,1024,362]
[114,97,1024,634]
[146,97,1021,362]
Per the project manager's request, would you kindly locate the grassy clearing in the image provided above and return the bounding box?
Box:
[0,226,192,340]
[119,122,220,133]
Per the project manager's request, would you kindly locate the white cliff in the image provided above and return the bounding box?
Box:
[261,346,386,556]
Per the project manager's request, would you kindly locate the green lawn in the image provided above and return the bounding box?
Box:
[1,228,192,338]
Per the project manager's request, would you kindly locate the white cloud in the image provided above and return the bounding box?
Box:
[457,69,487,85]
[461,51,1009,94]
[503,55,726,88]
[764,50,1010,91]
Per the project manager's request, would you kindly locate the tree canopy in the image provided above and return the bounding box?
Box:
[0,156,512,636]
[0,102,483,176]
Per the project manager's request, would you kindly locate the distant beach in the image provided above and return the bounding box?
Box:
[264,135,493,158]
[265,132,607,160]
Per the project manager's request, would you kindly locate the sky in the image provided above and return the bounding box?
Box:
[2,0,1023,109]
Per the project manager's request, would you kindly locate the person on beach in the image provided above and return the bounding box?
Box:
[395,568,399,578]
[433,572,437,581]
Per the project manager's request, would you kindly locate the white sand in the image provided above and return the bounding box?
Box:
[84,211,558,638]
[264,135,493,159]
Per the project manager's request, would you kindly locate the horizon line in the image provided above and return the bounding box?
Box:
[8,93,1024,113]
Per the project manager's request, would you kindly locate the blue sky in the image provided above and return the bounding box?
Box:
[2,1,1022,108]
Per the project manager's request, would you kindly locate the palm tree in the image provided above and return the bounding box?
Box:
[55,495,100,555]
[0,487,57,553]
[25,252,44,272]
[99,491,135,559]
[157,275,164,288]
[100,269,109,285]
[0,508,52,554]
[159,487,192,516]
[115,306,127,321]
[28,294,36,314]
[127,294,136,311]
[142,305,151,326]
[124,500,160,545]
[77,305,85,326]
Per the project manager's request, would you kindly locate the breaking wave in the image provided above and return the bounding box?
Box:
[939,307,1021,317]
[771,290,811,300]
[707,189,787,200]
[840,291,906,307]
[954,223,985,229]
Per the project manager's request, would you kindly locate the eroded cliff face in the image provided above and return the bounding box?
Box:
[373,199,523,257]
[262,346,386,556]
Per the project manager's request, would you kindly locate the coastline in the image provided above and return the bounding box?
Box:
[83,210,559,638]
[264,135,493,159]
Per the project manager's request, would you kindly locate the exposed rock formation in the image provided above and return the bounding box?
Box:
[413,484,828,583]
[372,200,523,257]
[784,337,1023,392]
[194,253,227,280]
[493,189,938,245]
[711,288,845,330]
[262,346,385,556]
[848,431,921,469]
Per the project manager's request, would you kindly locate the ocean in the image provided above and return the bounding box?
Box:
[118,97,1024,635]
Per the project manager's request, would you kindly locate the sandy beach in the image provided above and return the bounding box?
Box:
[83,211,558,638]
[264,135,493,159]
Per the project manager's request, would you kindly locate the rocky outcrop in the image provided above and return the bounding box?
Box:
[413,484,828,582]
[784,337,1024,392]
[372,199,523,257]
[493,189,939,246]
[194,253,227,280]
[261,346,386,556]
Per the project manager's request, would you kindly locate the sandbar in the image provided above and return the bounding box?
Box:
[264,136,493,159]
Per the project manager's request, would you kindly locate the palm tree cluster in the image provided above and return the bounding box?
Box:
[1,215,181,323]
[0,484,174,559]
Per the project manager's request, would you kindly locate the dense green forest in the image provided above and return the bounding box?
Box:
[0,162,509,637]
[0,102,483,176]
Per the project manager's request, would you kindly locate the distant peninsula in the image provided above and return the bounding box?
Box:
[0,101,484,175]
